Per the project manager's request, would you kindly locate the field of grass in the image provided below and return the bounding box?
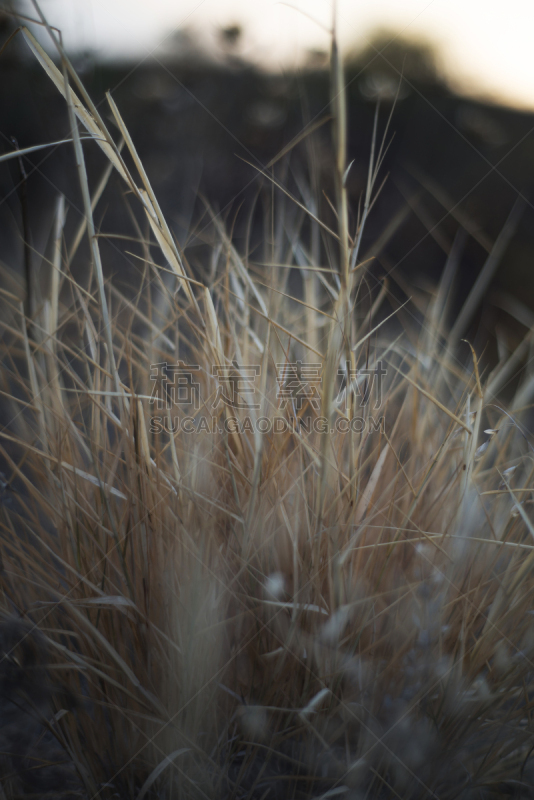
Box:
[1,4,534,799]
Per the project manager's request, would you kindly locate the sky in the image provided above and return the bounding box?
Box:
[25,0,534,110]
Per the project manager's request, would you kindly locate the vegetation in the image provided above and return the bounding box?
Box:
[1,4,534,799]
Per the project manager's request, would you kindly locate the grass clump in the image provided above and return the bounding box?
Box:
[1,5,534,799]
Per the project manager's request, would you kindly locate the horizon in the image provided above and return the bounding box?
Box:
[16,0,534,111]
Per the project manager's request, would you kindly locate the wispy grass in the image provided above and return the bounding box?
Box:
[0,5,534,799]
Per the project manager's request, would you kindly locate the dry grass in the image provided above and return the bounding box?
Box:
[1,4,534,799]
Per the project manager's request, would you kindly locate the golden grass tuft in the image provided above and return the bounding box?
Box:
[0,5,534,799]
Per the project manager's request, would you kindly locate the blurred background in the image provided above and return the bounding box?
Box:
[8,0,534,109]
[1,0,534,374]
